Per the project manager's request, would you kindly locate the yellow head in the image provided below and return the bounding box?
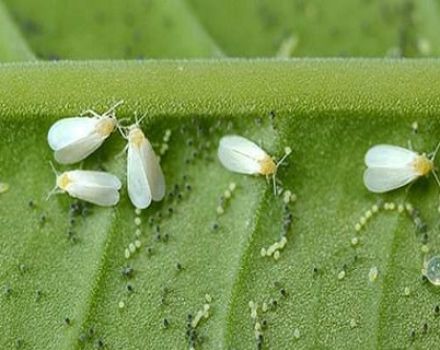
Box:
[413,154,433,176]
[128,127,145,148]
[259,156,277,175]
[56,172,71,191]
[96,117,117,137]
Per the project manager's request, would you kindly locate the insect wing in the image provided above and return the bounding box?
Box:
[218,135,268,174]
[363,167,419,193]
[140,138,165,201]
[48,117,97,150]
[66,170,121,206]
[127,143,152,209]
[365,145,416,168]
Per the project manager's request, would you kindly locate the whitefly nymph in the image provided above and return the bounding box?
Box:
[218,135,290,192]
[47,101,123,164]
[363,143,440,193]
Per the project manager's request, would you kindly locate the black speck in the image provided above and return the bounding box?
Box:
[4,285,12,296]
[88,327,95,337]
[163,318,169,328]
[15,338,24,349]
[64,317,71,325]
[39,214,47,224]
[435,305,440,315]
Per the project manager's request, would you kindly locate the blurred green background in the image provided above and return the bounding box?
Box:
[2,0,440,60]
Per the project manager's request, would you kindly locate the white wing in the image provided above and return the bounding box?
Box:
[54,132,106,164]
[68,170,122,189]
[365,145,417,168]
[363,167,419,193]
[127,143,152,209]
[141,138,165,201]
[66,170,121,206]
[218,135,268,174]
[67,183,120,206]
[48,117,98,150]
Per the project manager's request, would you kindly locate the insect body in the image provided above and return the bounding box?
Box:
[47,101,123,164]
[217,135,290,193]
[126,125,165,209]
[218,135,277,175]
[51,170,121,206]
[363,144,440,193]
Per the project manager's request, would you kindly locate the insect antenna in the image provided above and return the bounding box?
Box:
[429,141,440,189]
[432,170,440,189]
[276,148,292,169]
[49,161,59,176]
[103,100,124,117]
[430,140,440,161]
[46,185,59,201]
[46,162,60,200]
[134,112,148,127]
[271,147,292,195]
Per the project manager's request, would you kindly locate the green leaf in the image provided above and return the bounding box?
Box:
[7,0,440,59]
[2,0,223,59]
[184,0,440,57]
[1,60,440,350]
[0,0,35,61]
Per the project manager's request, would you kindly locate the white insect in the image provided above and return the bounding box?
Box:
[124,123,165,209]
[47,101,123,164]
[363,143,440,193]
[217,135,290,193]
[48,168,122,206]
